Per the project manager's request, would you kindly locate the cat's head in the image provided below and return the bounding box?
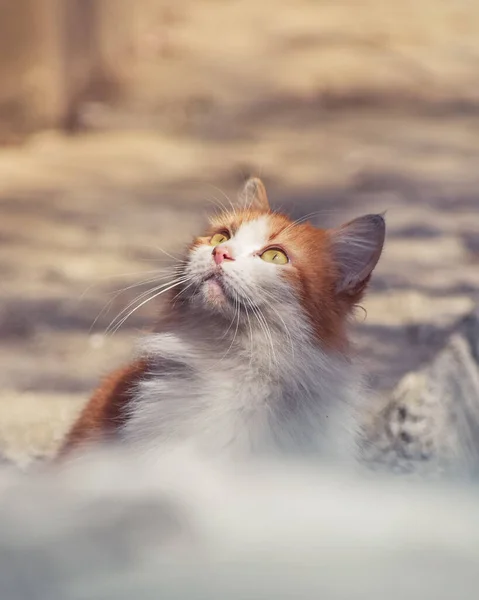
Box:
[179,178,385,349]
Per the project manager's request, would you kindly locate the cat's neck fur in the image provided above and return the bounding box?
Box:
[122,302,364,463]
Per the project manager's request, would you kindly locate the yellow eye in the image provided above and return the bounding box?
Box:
[210,232,230,246]
[260,248,288,265]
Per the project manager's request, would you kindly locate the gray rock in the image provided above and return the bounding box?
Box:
[365,307,479,477]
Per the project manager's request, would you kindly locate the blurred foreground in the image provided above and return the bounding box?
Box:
[1,446,479,599]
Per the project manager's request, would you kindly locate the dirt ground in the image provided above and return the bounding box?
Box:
[1,0,479,464]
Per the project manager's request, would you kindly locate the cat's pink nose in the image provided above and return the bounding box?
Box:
[212,246,234,265]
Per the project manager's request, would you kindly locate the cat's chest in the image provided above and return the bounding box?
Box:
[121,338,357,458]
[133,360,281,421]
[123,358,301,452]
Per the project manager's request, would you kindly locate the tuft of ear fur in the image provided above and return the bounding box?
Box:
[330,214,385,297]
[239,177,270,211]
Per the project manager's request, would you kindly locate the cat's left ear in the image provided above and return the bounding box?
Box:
[239,177,270,211]
[330,214,385,296]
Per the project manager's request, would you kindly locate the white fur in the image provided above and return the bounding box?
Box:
[225,214,271,257]
[122,218,365,462]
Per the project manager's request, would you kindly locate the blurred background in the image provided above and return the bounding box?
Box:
[1,0,479,463]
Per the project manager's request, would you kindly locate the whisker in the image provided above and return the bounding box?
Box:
[79,268,176,302]
[135,256,189,265]
[88,271,182,333]
[206,184,237,218]
[219,297,241,362]
[280,209,353,234]
[255,303,278,369]
[106,277,188,335]
[205,294,241,370]
[204,195,230,215]
[107,271,182,295]
[258,289,295,359]
[107,279,187,335]
[243,298,254,371]
[153,245,187,262]
[218,290,239,340]
[170,279,196,307]
[245,296,277,371]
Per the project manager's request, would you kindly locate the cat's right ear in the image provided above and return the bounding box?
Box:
[330,213,385,298]
[239,177,270,211]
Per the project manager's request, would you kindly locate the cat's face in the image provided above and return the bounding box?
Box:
[179,179,385,348]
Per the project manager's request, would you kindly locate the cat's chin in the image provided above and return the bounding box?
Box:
[198,275,233,313]
[204,278,226,302]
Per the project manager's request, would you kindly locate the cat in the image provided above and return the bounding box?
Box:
[60,178,385,462]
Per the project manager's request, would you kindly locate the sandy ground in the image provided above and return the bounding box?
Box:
[1,0,479,463]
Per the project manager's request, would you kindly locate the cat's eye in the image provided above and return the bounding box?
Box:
[209,232,230,246]
[260,248,288,265]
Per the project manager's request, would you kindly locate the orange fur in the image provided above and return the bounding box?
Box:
[59,360,147,457]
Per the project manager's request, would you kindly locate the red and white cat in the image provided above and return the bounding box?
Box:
[61,178,385,461]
